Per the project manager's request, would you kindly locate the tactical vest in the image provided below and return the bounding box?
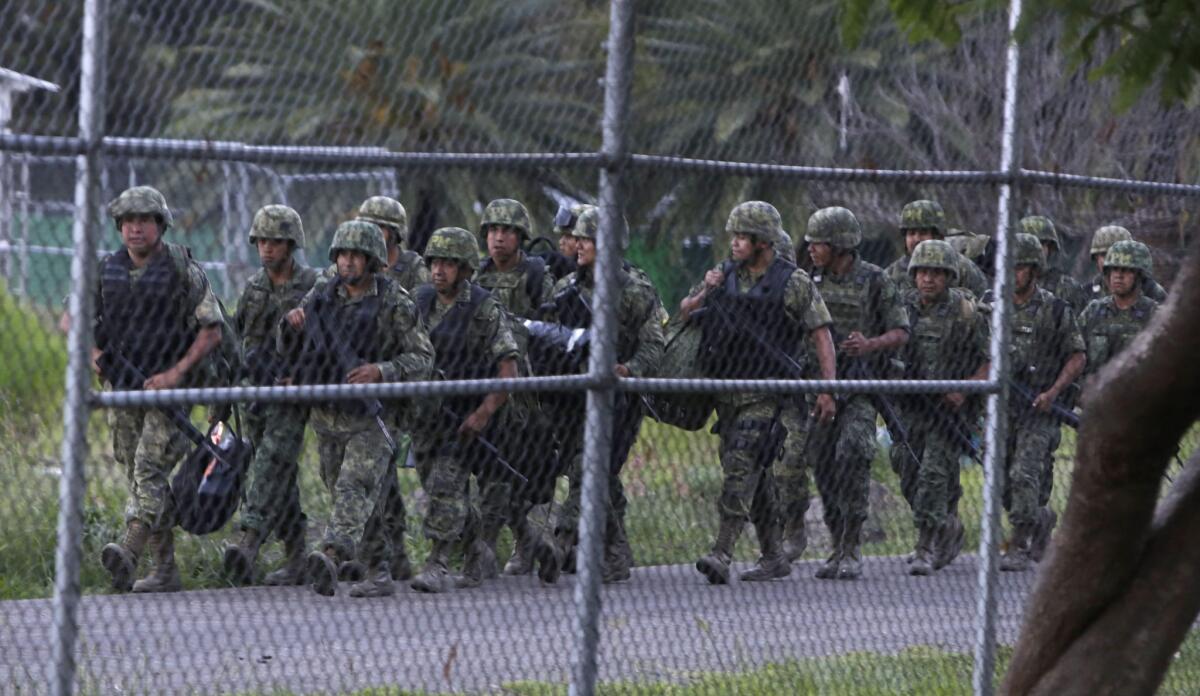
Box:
[291,276,386,388]
[903,288,979,382]
[699,258,804,380]
[1010,288,1069,391]
[477,254,547,317]
[1085,296,1156,372]
[97,245,196,378]
[415,282,492,416]
[238,265,318,350]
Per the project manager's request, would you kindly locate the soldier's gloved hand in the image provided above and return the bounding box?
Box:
[346,364,382,384]
[144,366,183,390]
[285,308,306,330]
[813,393,836,424]
[943,392,966,411]
[458,408,492,440]
[704,267,725,289]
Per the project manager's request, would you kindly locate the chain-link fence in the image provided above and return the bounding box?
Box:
[1,0,1199,694]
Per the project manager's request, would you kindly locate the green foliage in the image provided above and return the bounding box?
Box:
[0,281,66,419]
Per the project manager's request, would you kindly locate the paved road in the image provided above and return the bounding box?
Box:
[0,555,1035,695]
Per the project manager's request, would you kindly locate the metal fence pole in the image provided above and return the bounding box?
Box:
[973,0,1023,693]
[570,1,635,694]
[50,1,106,694]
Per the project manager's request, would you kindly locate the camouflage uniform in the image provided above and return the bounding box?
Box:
[990,234,1085,571]
[221,205,320,585]
[885,200,990,298]
[794,206,910,579]
[473,199,558,574]
[549,206,665,583]
[1084,225,1167,305]
[1020,216,1088,312]
[282,221,433,596]
[893,240,989,576]
[357,195,430,292]
[691,201,833,585]
[95,186,225,594]
[1080,240,1159,376]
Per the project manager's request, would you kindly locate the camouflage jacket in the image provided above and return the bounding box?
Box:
[999,286,1085,391]
[475,251,555,319]
[236,262,319,358]
[1079,294,1157,376]
[391,249,431,292]
[886,250,989,299]
[808,256,908,373]
[900,287,990,383]
[1040,266,1089,313]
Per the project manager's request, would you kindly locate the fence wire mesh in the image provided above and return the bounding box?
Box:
[0,1,1199,695]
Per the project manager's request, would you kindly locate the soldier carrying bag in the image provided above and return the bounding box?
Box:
[645,312,715,431]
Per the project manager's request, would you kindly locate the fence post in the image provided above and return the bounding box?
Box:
[51,0,106,694]
[973,0,1023,693]
[570,1,635,695]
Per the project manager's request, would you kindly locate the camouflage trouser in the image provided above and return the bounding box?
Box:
[313,416,394,564]
[411,433,472,543]
[238,403,309,539]
[774,400,812,530]
[381,431,412,557]
[1041,425,1062,507]
[714,399,781,529]
[556,396,643,540]
[111,407,190,531]
[1004,412,1058,530]
[808,395,876,537]
[889,408,964,531]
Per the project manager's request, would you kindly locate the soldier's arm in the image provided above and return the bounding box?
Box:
[376,295,434,383]
[622,290,666,378]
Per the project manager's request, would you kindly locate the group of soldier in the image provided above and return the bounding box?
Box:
[84,184,1163,599]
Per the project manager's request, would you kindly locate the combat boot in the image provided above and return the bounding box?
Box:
[348,562,395,598]
[222,528,264,586]
[264,523,307,586]
[932,512,965,570]
[306,547,340,597]
[908,525,937,577]
[740,518,791,582]
[696,518,742,585]
[478,521,501,581]
[535,534,563,585]
[815,520,844,580]
[132,529,182,593]
[456,538,496,589]
[601,516,632,584]
[504,517,537,576]
[411,541,454,594]
[100,518,150,593]
[1000,525,1034,572]
[781,519,808,563]
[556,528,578,575]
[337,559,366,583]
[1029,507,1057,562]
[836,516,865,581]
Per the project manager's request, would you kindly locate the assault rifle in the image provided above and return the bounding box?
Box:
[96,347,241,468]
[1007,377,1081,429]
[298,285,398,455]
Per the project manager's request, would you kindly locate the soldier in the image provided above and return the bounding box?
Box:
[473,198,558,578]
[1079,240,1159,378]
[892,240,990,576]
[548,206,665,583]
[555,204,582,268]
[407,227,522,593]
[1020,216,1087,311]
[679,201,837,585]
[281,221,434,598]
[794,207,910,580]
[989,234,1086,572]
[94,186,225,593]
[885,200,989,299]
[357,195,431,292]
[223,205,319,586]
[1085,225,1167,304]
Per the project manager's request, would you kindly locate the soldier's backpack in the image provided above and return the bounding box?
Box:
[645,312,715,431]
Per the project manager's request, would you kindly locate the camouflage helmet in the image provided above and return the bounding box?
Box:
[726,201,784,244]
[1103,239,1153,277]
[1090,225,1132,256]
[899,200,946,234]
[804,206,862,249]
[328,220,387,270]
[248,204,305,246]
[570,205,601,240]
[554,203,588,236]
[907,239,959,282]
[356,196,408,242]
[1020,215,1059,248]
[108,186,173,231]
[1014,232,1045,268]
[480,198,532,240]
[424,226,480,271]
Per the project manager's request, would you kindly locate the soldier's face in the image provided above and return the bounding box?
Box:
[915,268,950,303]
[808,242,833,268]
[119,214,162,256]
[487,224,520,262]
[904,228,937,255]
[730,233,755,261]
[559,234,578,258]
[429,258,462,292]
[1093,253,1106,275]
[336,250,370,286]
[256,238,291,272]
[1106,268,1137,298]
[1015,264,1036,294]
[382,225,401,252]
[575,237,596,267]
